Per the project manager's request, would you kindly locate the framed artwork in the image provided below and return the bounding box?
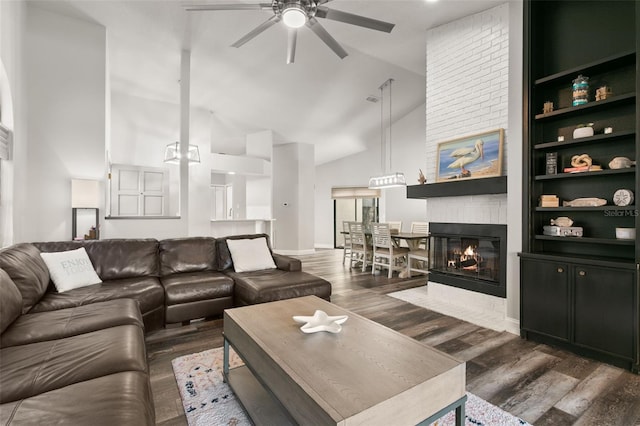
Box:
[435,128,504,182]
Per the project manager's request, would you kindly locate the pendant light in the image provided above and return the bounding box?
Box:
[368,78,406,189]
[163,141,201,165]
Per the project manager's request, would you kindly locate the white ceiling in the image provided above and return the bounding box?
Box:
[32,0,504,164]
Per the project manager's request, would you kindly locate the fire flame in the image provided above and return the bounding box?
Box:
[463,245,476,256]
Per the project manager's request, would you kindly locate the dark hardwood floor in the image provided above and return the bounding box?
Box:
[146,249,640,425]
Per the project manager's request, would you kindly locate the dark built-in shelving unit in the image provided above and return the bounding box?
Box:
[520,0,639,372]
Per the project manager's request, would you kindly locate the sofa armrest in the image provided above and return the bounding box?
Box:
[272,254,301,272]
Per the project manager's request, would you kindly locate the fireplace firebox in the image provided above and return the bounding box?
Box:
[429,223,507,298]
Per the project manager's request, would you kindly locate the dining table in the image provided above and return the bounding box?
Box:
[390,232,429,250]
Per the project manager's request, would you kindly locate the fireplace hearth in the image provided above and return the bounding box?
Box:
[429,223,507,298]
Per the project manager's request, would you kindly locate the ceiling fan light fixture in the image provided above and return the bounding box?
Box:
[282,5,307,28]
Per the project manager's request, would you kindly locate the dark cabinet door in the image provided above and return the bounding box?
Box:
[573,266,637,360]
[521,258,570,341]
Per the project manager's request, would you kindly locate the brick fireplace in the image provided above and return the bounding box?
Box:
[429,222,507,298]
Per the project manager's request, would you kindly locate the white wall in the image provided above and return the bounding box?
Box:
[246,176,271,219]
[106,92,213,239]
[273,142,315,253]
[24,5,106,242]
[187,114,214,237]
[506,0,523,324]
[0,0,26,246]
[229,174,246,219]
[246,130,272,219]
[424,3,522,329]
[314,102,427,248]
[381,105,429,230]
[109,92,181,216]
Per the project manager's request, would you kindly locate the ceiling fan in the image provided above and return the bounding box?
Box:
[184,1,395,64]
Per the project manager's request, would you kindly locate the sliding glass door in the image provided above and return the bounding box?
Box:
[333,197,378,248]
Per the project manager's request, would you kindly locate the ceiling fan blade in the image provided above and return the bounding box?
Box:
[315,6,395,33]
[286,28,298,64]
[306,18,348,59]
[231,15,281,48]
[184,3,272,12]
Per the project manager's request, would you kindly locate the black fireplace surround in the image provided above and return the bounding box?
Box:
[429,222,507,298]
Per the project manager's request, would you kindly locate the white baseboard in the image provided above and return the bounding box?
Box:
[314,243,334,249]
[504,317,520,335]
[274,249,316,256]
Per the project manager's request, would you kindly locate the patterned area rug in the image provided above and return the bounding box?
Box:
[172,347,530,426]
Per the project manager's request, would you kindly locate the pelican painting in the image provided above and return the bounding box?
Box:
[435,129,504,182]
[447,139,484,176]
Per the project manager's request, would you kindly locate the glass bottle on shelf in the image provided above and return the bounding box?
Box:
[572,74,589,106]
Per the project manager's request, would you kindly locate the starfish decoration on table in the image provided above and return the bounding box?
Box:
[292,310,348,334]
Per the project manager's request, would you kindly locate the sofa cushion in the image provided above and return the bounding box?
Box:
[226,237,276,272]
[40,247,102,293]
[0,243,50,314]
[0,269,22,334]
[34,239,159,281]
[161,271,234,306]
[1,299,143,348]
[159,237,216,276]
[0,324,147,403]
[0,371,155,426]
[228,269,332,305]
[216,233,273,271]
[28,276,164,315]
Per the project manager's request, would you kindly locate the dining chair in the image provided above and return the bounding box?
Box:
[410,221,429,249]
[387,221,402,234]
[342,221,353,265]
[371,222,409,278]
[349,222,372,272]
[410,221,428,234]
[407,248,429,277]
[407,221,429,274]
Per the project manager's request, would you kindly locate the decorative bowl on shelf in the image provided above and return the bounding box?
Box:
[292,310,348,334]
[573,124,594,139]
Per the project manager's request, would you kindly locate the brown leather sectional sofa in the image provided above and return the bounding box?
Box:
[0,234,331,425]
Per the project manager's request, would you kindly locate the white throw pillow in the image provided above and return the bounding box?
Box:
[226,237,277,272]
[40,247,102,293]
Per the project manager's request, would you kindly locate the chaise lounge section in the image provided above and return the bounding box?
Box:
[217,234,332,305]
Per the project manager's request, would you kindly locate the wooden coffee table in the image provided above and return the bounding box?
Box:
[223,296,466,425]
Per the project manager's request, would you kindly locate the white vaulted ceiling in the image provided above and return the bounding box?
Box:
[29,0,504,164]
